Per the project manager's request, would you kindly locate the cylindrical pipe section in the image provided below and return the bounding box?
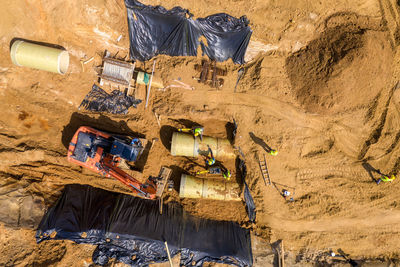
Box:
[179,174,241,201]
[10,40,69,74]
[171,132,198,157]
[170,132,235,159]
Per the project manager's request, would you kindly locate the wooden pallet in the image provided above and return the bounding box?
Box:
[194,59,226,88]
[258,153,271,185]
[99,57,135,94]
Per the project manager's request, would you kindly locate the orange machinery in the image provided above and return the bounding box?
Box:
[67,126,163,199]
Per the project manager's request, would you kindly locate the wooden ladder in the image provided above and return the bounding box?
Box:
[258,153,271,185]
[156,166,172,215]
[155,166,172,198]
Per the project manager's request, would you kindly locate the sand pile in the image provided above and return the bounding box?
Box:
[286,15,393,114]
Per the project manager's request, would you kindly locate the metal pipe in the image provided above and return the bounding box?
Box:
[179,174,241,201]
[170,132,235,159]
[10,40,69,74]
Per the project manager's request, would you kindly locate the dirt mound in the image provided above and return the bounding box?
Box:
[286,18,393,114]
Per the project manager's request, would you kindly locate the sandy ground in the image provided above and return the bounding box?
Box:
[1,0,400,266]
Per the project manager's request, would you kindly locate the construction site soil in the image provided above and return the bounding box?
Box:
[1,0,400,266]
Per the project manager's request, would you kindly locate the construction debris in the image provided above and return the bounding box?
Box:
[194,60,227,88]
[154,112,161,127]
[79,84,141,114]
[80,56,94,72]
[162,79,194,91]
[116,34,123,42]
[234,67,245,92]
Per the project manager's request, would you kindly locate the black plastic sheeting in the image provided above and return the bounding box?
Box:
[36,184,253,267]
[238,158,256,223]
[124,0,252,64]
[79,84,142,114]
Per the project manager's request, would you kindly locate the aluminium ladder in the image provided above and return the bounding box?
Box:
[258,153,271,185]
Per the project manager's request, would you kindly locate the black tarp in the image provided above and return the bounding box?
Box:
[238,158,256,223]
[36,184,253,267]
[124,0,252,64]
[79,84,142,114]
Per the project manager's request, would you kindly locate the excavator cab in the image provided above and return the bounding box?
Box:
[72,131,103,162]
[109,138,143,162]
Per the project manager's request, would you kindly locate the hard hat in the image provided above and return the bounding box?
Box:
[270,150,278,156]
[207,158,215,165]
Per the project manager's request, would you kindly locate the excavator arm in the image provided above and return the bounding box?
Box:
[102,157,157,199]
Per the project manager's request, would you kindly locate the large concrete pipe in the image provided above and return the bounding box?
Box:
[179,174,241,201]
[10,40,69,74]
[170,132,235,159]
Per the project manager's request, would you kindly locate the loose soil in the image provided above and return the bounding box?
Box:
[1,0,400,266]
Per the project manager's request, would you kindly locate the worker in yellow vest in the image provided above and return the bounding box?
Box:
[196,166,231,181]
[269,149,278,156]
[178,126,204,140]
[205,145,215,166]
[376,174,396,184]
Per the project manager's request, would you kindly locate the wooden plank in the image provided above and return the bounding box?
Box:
[135,85,146,100]
[145,60,156,109]
[200,60,209,83]
[155,166,172,198]
[212,61,217,88]
[100,74,129,86]
[164,241,174,267]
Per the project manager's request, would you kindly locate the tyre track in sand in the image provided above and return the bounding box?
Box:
[261,210,400,233]
[180,90,327,129]
[179,89,371,158]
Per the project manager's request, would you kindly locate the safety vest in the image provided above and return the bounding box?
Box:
[381,175,396,182]
[269,150,278,156]
[223,171,231,180]
[194,128,203,136]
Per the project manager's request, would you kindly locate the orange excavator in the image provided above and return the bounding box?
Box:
[67,126,168,199]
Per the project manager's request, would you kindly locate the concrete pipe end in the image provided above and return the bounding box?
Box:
[58,50,69,74]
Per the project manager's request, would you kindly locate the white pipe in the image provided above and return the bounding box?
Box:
[145,60,156,109]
